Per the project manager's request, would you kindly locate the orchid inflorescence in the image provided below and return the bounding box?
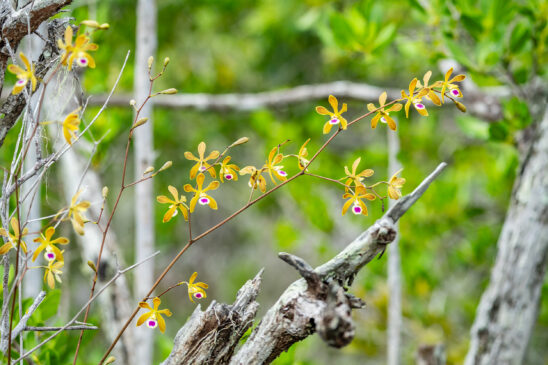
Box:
[143,69,465,333]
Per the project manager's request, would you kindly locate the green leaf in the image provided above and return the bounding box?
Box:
[489,122,510,141]
[329,13,356,49]
[444,37,474,69]
[509,21,531,54]
[39,290,61,322]
[456,116,489,140]
[372,23,397,53]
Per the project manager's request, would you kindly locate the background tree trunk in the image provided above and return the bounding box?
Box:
[133,0,157,363]
[465,105,548,364]
[387,128,403,365]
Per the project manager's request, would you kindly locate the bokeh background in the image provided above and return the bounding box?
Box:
[1,0,546,364]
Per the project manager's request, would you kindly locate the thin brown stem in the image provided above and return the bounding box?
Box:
[99,89,400,364]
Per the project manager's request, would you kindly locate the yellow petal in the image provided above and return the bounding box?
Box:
[341,199,353,216]
[379,91,387,106]
[323,121,332,134]
[315,106,331,115]
[328,95,338,111]
[136,311,152,327]
[189,272,198,284]
[197,142,206,159]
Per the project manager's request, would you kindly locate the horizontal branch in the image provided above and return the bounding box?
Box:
[50,82,502,120]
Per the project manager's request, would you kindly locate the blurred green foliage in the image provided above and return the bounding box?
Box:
[1,0,546,364]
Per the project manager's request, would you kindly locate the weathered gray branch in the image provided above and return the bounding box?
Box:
[46,82,502,120]
[162,162,447,365]
[0,17,68,147]
[161,270,263,365]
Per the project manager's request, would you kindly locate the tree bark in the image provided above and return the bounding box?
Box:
[465,106,548,364]
[387,128,402,365]
[133,0,157,364]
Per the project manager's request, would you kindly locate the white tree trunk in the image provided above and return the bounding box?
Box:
[465,106,548,364]
[387,129,402,365]
[133,0,157,364]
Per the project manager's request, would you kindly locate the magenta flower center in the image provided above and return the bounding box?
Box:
[77,58,88,66]
[194,293,203,299]
[380,116,387,123]
[45,252,55,261]
[199,165,207,171]
[198,196,210,205]
[277,170,287,177]
[16,79,26,86]
[225,174,233,180]
[329,117,340,125]
[415,103,425,109]
[451,89,460,96]
[147,319,158,328]
[352,204,362,215]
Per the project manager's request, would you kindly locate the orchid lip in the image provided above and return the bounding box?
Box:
[45,252,56,261]
[199,165,207,171]
[380,116,387,123]
[352,204,362,215]
[278,170,288,177]
[16,79,26,86]
[415,103,425,109]
[194,293,203,299]
[451,89,460,96]
[329,117,340,125]
[198,197,210,205]
[77,58,88,66]
[146,319,158,329]
[224,174,233,180]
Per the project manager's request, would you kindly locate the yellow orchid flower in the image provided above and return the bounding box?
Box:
[184,142,220,179]
[7,52,37,95]
[240,165,267,193]
[342,186,376,216]
[58,26,98,70]
[416,71,442,106]
[316,95,348,134]
[344,157,374,187]
[296,138,310,171]
[137,297,172,333]
[183,173,220,212]
[179,272,208,303]
[62,108,81,145]
[219,156,240,182]
[401,78,429,118]
[388,168,406,200]
[33,226,69,262]
[67,190,90,235]
[440,68,466,103]
[157,185,189,222]
[43,259,64,289]
[0,217,29,255]
[367,91,402,131]
[263,146,287,184]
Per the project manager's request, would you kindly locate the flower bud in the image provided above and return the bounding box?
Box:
[164,57,170,66]
[158,161,172,172]
[87,260,97,272]
[129,99,136,106]
[143,166,155,175]
[105,357,116,365]
[99,23,110,30]
[230,137,249,147]
[455,101,467,113]
[102,186,109,198]
[132,117,148,128]
[81,20,100,28]
[147,56,154,69]
[159,88,177,95]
